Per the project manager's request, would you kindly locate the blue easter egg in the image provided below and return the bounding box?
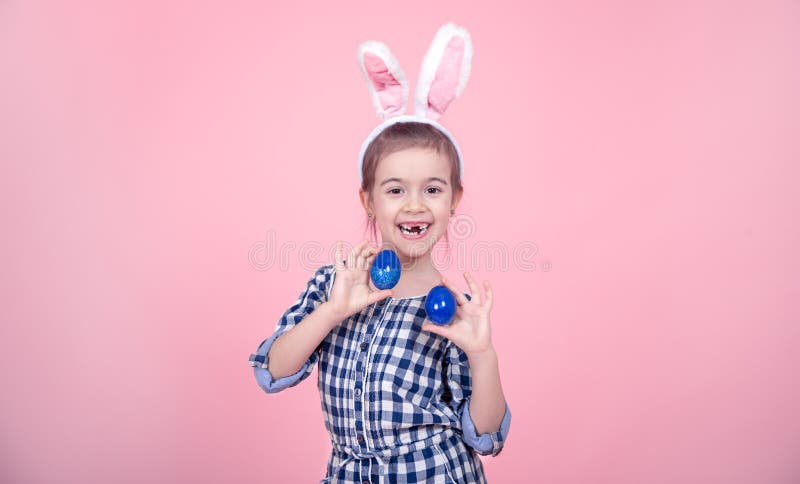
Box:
[370,249,401,290]
[425,285,456,325]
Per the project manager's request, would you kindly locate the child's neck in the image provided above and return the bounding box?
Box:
[390,253,442,299]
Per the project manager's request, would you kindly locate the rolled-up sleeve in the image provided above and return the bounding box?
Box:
[444,340,512,457]
[248,265,334,394]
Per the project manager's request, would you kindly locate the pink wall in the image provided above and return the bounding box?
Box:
[2,1,799,483]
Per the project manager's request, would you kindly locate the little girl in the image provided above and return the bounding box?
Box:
[249,23,511,483]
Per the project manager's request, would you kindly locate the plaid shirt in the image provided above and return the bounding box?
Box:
[249,265,511,483]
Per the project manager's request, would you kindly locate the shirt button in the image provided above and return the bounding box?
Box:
[356,433,364,443]
[362,480,370,484]
[360,342,368,350]
[354,388,362,397]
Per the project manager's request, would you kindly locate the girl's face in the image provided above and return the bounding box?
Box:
[362,146,461,262]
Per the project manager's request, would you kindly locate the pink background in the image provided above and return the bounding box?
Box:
[2,1,799,483]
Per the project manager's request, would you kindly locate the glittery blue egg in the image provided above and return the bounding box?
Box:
[370,249,401,290]
[425,285,456,325]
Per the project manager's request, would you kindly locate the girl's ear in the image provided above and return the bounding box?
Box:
[359,188,372,213]
[358,41,409,120]
[451,188,463,213]
[414,22,473,121]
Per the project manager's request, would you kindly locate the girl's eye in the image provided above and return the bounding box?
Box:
[387,188,402,195]
[426,187,443,194]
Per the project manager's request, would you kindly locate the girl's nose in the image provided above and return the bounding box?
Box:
[404,195,425,212]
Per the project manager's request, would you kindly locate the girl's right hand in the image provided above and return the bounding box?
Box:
[327,239,393,321]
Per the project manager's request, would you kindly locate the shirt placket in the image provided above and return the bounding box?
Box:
[351,298,389,480]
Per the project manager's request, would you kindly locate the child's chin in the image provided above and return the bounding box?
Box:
[397,237,439,259]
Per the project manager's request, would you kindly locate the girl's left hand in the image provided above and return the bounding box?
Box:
[422,272,494,358]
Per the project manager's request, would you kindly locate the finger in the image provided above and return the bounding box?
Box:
[483,280,494,311]
[359,240,372,270]
[358,243,376,271]
[364,246,378,263]
[367,289,393,305]
[355,245,366,271]
[367,246,379,270]
[363,249,380,276]
[364,257,376,274]
[346,241,363,270]
[421,323,453,340]
[463,272,482,305]
[334,241,345,269]
[440,277,468,306]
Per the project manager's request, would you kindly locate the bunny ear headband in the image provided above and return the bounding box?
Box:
[357,22,473,181]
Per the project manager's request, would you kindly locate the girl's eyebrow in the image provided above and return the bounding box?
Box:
[379,177,449,186]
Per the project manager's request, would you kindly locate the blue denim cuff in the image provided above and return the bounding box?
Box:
[461,400,512,456]
[248,330,309,393]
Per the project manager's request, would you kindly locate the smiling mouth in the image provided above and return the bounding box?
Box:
[398,223,430,236]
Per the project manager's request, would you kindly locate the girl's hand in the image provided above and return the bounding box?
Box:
[422,272,495,358]
[327,240,393,321]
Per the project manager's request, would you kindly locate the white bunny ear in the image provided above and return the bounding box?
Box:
[414,22,473,121]
[358,41,409,120]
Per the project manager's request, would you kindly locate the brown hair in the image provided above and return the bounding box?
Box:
[361,122,464,244]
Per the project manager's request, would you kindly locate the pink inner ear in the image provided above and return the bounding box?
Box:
[427,37,465,121]
[363,52,404,117]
